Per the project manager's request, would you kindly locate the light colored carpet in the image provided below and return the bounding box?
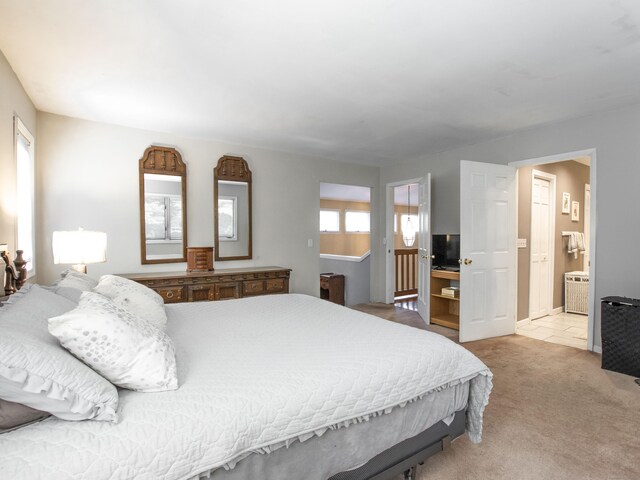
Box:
[353,303,640,480]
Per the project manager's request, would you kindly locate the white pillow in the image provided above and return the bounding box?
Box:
[56,270,99,291]
[49,292,178,393]
[93,274,167,330]
[0,285,118,422]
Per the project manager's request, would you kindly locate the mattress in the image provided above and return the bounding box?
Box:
[205,381,470,480]
[0,294,492,480]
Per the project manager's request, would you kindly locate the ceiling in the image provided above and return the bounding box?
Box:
[320,183,371,203]
[1,1,639,167]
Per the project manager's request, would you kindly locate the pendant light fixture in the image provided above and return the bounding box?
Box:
[402,185,416,247]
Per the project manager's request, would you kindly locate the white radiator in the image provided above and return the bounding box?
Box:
[565,271,589,315]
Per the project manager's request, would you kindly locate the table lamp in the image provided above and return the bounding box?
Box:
[52,229,107,274]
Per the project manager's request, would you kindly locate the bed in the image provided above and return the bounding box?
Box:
[0,291,492,480]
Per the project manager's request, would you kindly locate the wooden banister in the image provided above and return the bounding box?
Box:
[394,248,418,297]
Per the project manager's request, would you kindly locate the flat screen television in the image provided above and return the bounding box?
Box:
[432,234,460,270]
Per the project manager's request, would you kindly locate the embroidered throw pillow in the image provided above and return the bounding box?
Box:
[49,292,178,393]
[93,274,167,330]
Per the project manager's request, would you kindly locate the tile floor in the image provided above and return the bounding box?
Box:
[516,312,588,350]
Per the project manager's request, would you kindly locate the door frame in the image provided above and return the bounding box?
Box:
[385,177,423,305]
[528,170,556,320]
[509,148,597,352]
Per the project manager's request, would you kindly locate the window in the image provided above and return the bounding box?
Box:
[218,196,237,241]
[400,214,418,234]
[345,210,370,233]
[15,117,35,277]
[320,209,340,233]
[145,194,183,241]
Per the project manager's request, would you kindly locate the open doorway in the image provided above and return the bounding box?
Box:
[392,183,419,312]
[319,183,372,307]
[514,157,592,350]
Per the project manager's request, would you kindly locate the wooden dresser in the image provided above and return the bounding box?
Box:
[121,266,291,303]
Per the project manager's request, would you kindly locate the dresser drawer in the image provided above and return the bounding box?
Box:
[188,285,215,302]
[265,278,285,292]
[243,280,265,295]
[156,287,185,304]
[215,282,240,300]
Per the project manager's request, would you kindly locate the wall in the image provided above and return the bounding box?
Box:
[319,256,370,306]
[378,103,640,349]
[516,160,590,320]
[36,113,380,299]
[319,199,370,257]
[0,51,37,261]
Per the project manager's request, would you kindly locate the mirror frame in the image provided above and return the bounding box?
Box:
[139,145,188,264]
[214,155,252,261]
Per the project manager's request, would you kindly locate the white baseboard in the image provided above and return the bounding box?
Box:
[592,345,602,354]
[551,306,564,315]
[516,318,531,326]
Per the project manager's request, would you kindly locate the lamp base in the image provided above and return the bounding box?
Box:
[71,264,87,274]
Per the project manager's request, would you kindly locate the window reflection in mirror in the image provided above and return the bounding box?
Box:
[144,173,184,260]
[217,181,248,257]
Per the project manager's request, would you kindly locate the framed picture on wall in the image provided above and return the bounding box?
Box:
[562,192,571,214]
[571,201,579,222]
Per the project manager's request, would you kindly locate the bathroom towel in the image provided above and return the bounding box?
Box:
[567,232,585,259]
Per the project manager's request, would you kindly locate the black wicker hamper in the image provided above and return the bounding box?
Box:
[601,296,640,377]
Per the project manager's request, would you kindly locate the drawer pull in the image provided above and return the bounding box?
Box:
[166,291,174,299]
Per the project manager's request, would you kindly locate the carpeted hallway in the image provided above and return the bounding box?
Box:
[353,303,640,480]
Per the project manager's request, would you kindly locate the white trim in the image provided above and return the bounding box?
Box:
[529,170,556,320]
[593,345,602,354]
[509,148,597,352]
[385,177,423,304]
[516,317,531,326]
[320,251,371,262]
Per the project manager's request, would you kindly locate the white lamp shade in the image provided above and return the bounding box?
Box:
[52,230,107,265]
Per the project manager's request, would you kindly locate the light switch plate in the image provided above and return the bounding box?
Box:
[517,238,527,248]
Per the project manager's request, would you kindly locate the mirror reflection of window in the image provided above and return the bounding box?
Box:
[218,196,237,241]
[144,194,182,241]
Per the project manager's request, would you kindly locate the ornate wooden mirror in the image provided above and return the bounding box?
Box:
[214,155,252,261]
[139,146,188,264]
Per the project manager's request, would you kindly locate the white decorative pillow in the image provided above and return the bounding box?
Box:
[49,292,178,393]
[0,285,118,422]
[56,269,99,292]
[94,274,167,330]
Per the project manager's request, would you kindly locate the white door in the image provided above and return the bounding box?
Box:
[417,174,432,321]
[583,184,590,272]
[529,175,552,320]
[459,161,517,342]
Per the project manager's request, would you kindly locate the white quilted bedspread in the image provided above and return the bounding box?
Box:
[0,294,492,480]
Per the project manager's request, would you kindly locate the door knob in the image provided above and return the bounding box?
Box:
[464,258,473,265]
[430,255,435,260]
[458,258,463,264]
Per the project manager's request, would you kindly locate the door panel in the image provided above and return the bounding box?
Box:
[460,161,516,342]
[417,174,431,321]
[530,176,552,320]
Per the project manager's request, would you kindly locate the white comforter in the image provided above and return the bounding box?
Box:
[0,294,492,480]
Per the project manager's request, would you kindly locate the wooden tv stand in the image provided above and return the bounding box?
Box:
[430,269,460,330]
